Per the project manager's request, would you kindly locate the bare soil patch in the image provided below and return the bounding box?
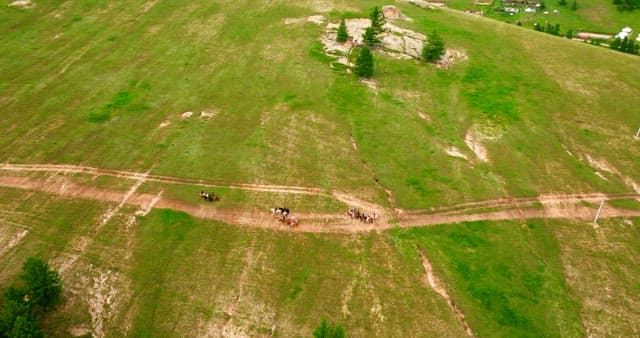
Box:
[437,49,468,69]
[382,5,410,21]
[444,146,469,161]
[0,228,28,257]
[142,0,158,13]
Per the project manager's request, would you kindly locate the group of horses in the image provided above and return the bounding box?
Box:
[347,208,376,224]
[199,190,379,227]
[270,207,299,226]
[199,190,219,202]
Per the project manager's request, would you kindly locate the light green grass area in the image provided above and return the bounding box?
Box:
[0,189,109,285]
[2,185,639,337]
[137,181,346,212]
[1,0,640,336]
[391,219,585,337]
[0,186,466,337]
[2,1,639,210]
[550,217,640,337]
[120,209,465,337]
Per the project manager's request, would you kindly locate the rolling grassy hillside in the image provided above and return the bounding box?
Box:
[447,0,640,34]
[2,0,640,210]
[1,0,639,337]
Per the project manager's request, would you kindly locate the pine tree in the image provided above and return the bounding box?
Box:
[565,29,574,39]
[369,6,385,34]
[422,31,446,63]
[313,319,345,338]
[559,0,567,6]
[20,257,62,311]
[363,27,379,46]
[621,37,629,52]
[354,47,374,78]
[336,19,349,43]
[570,0,578,10]
[610,37,621,50]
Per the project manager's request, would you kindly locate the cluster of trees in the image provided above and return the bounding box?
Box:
[0,257,62,338]
[338,7,447,79]
[610,36,640,54]
[613,0,640,11]
[558,0,579,10]
[534,22,561,35]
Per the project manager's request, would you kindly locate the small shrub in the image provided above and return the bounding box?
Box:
[422,31,446,63]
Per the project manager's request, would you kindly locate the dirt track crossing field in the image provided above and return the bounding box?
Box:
[1,163,639,233]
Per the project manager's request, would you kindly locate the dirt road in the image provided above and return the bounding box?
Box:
[1,163,639,233]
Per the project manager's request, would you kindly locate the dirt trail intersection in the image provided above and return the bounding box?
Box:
[0,163,638,233]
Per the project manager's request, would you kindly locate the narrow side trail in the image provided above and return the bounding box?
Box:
[0,163,639,233]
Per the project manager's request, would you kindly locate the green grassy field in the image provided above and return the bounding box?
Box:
[446,0,640,34]
[2,185,639,336]
[1,0,640,336]
[2,0,640,210]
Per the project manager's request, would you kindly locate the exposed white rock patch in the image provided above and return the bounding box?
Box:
[398,0,446,8]
[284,17,305,25]
[181,111,193,119]
[8,0,34,8]
[445,146,469,161]
[307,15,325,25]
[465,129,489,162]
[200,110,216,120]
[320,17,465,68]
[382,5,411,21]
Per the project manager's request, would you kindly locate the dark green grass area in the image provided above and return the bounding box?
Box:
[391,219,584,337]
[608,198,640,210]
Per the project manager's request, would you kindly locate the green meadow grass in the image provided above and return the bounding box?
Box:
[1,1,640,336]
[2,1,639,210]
[607,197,640,210]
[121,209,467,337]
[391,219,585,337]
[446,0,640,33]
